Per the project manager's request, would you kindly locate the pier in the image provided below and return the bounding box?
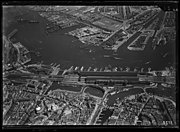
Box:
[112,37,128,51]
[7,29,18,42]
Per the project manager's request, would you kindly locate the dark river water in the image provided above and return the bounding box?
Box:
[3,6,176,71]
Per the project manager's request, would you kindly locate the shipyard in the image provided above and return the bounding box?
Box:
[2,4,177,127]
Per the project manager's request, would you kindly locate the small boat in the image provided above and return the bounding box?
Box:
[93,68,98,72]
[113,53,118,55]
[87,67,92,71]
[163,52,168,58]
[110,91,116,95]
[145,61,151,64]
[114,67,118,71]
[104,55,111,58]
[28,20,40,23]
[74,67,79,71]
[72,39,78,42]
[99,68,103,71]
[17,18,29,22]
[153,46,156,50]
[36,53,41,57]
[104,47,112,50]
[69,66,74,71]
[80,44,89,49]
[80,66,84,71]
[113,57,123,60]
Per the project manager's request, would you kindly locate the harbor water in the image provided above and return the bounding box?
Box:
[4,6,176,71]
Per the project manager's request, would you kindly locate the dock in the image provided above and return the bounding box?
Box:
[112,38,128,51]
